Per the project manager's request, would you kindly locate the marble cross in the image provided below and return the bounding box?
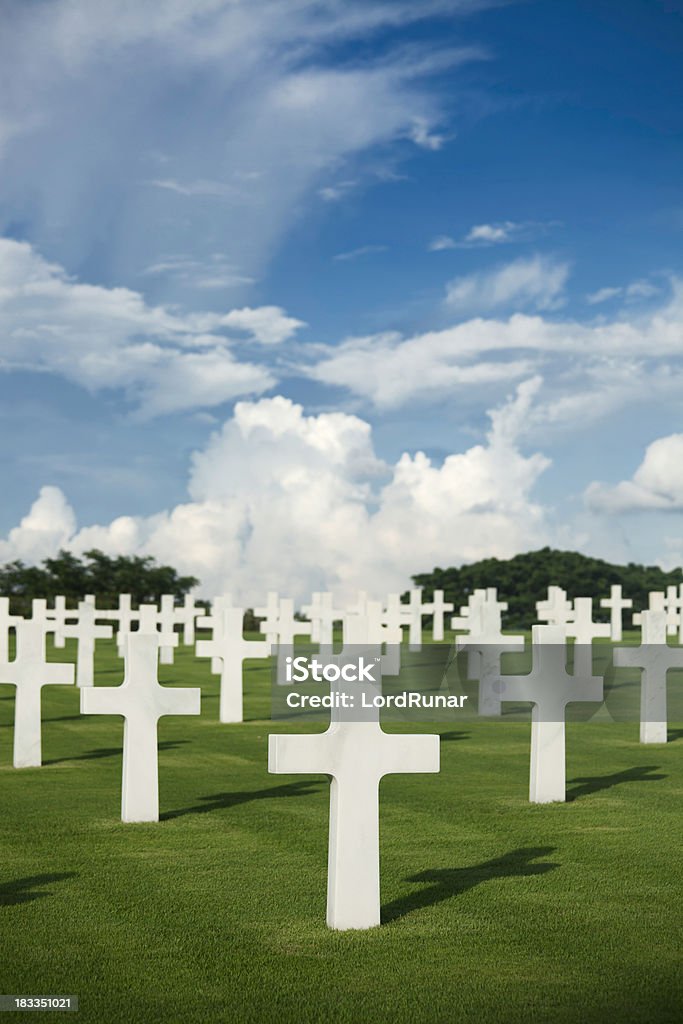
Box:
[458,604,524,716]
[197,594,235,674]
[600,585,632,642]
[664,585,683,638]
[632,591,666,629]
[565,597,610,676]
[365,601,402,677]
[613,609,683,744]
[0,597,22,662]
[420,590,454,642]
[158,594,183,665]
[196,607,271,722]
[48,596,69,649]
[254,591,280,646]
[260,598,312,685]
[62,601,113,688]
[536,586,574,627]
[179,594,201,646]
[498,625,603,803]
[137,604,179,662]
[0,620,74,767]
[269,630,439,929]
[81,632,201,822]
[98,595,138,657]
[383,594,412,642]
[301,592,343,647]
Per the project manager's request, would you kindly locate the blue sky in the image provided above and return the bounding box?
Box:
[0,0,682,600]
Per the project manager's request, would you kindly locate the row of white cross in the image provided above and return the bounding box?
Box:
[1,604,679,931]
[2,582,681,931]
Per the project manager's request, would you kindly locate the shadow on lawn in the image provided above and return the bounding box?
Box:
[382,847,557,924]
[566,765,666,802]
[0,872,77,907]
[161,779,323,821]
[44,740,188,766]
[667,728,683,742]
[439,731,470,742]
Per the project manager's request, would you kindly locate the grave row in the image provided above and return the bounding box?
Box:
[1,585,680,930]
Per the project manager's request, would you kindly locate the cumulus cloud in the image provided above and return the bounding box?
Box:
[445,255,570,314]
[0,238,309,414]
[0,388,552,602]
[0,486,76,563]
[585,434,683,512]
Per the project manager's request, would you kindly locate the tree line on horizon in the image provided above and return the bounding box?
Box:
[411,547,683,630]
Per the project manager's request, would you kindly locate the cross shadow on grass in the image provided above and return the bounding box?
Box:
[667,728,683,742]
[161,779,323,821]
[0,873,77,907]
[44,740,188,766]
[439,731,470,742]
[382,847,558,924]
[566,765,666,802]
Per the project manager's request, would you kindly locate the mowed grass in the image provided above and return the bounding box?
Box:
[0,634,681,1024]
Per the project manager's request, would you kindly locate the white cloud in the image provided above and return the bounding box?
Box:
[585,434,683,512]
[0,237,306,414]
[587,279,662,305]
[445,255,570,314]
[219,307,305,345]
[0,388,552,602]
[305,278,683,414]
[142,254,255,291]
[429,221,556,251]
[428,235,457,251]
[333,245,388,262]
[408,117,446,150]
[0,486,76,564]
[0,1,486,292]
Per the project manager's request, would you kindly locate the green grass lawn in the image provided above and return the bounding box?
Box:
[0,635,681,1023]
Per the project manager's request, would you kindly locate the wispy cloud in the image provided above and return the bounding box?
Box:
[334,245,388,262]
[586,278,662,304]
[0,1,488,295]
[445,254,570,314]
[428,220,557,251]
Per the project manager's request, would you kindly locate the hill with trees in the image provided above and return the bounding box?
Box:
[0,550,199,617]
[412,547,683,629]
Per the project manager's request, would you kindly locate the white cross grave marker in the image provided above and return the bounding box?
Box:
[536,586,574,627]
[302,592,343,647]
[62,601,113,688]
[269,621,439,929]
[254,591,280,646]
[179,594,201,646]
[158,594,182,665]
[565,597,610,677]
[458,603,524,716]
[613,609,683,744]
[498,625,603,803]
[261,598,311,685]
[80,632,201,822]
[0,620,74,767]
[197,594,235,674]
[600,585,632,642]
[421,590,454,643]
[196,607,271,722]
[98,594,138,657]
[48,596,69,649]
[0,597,22,662]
